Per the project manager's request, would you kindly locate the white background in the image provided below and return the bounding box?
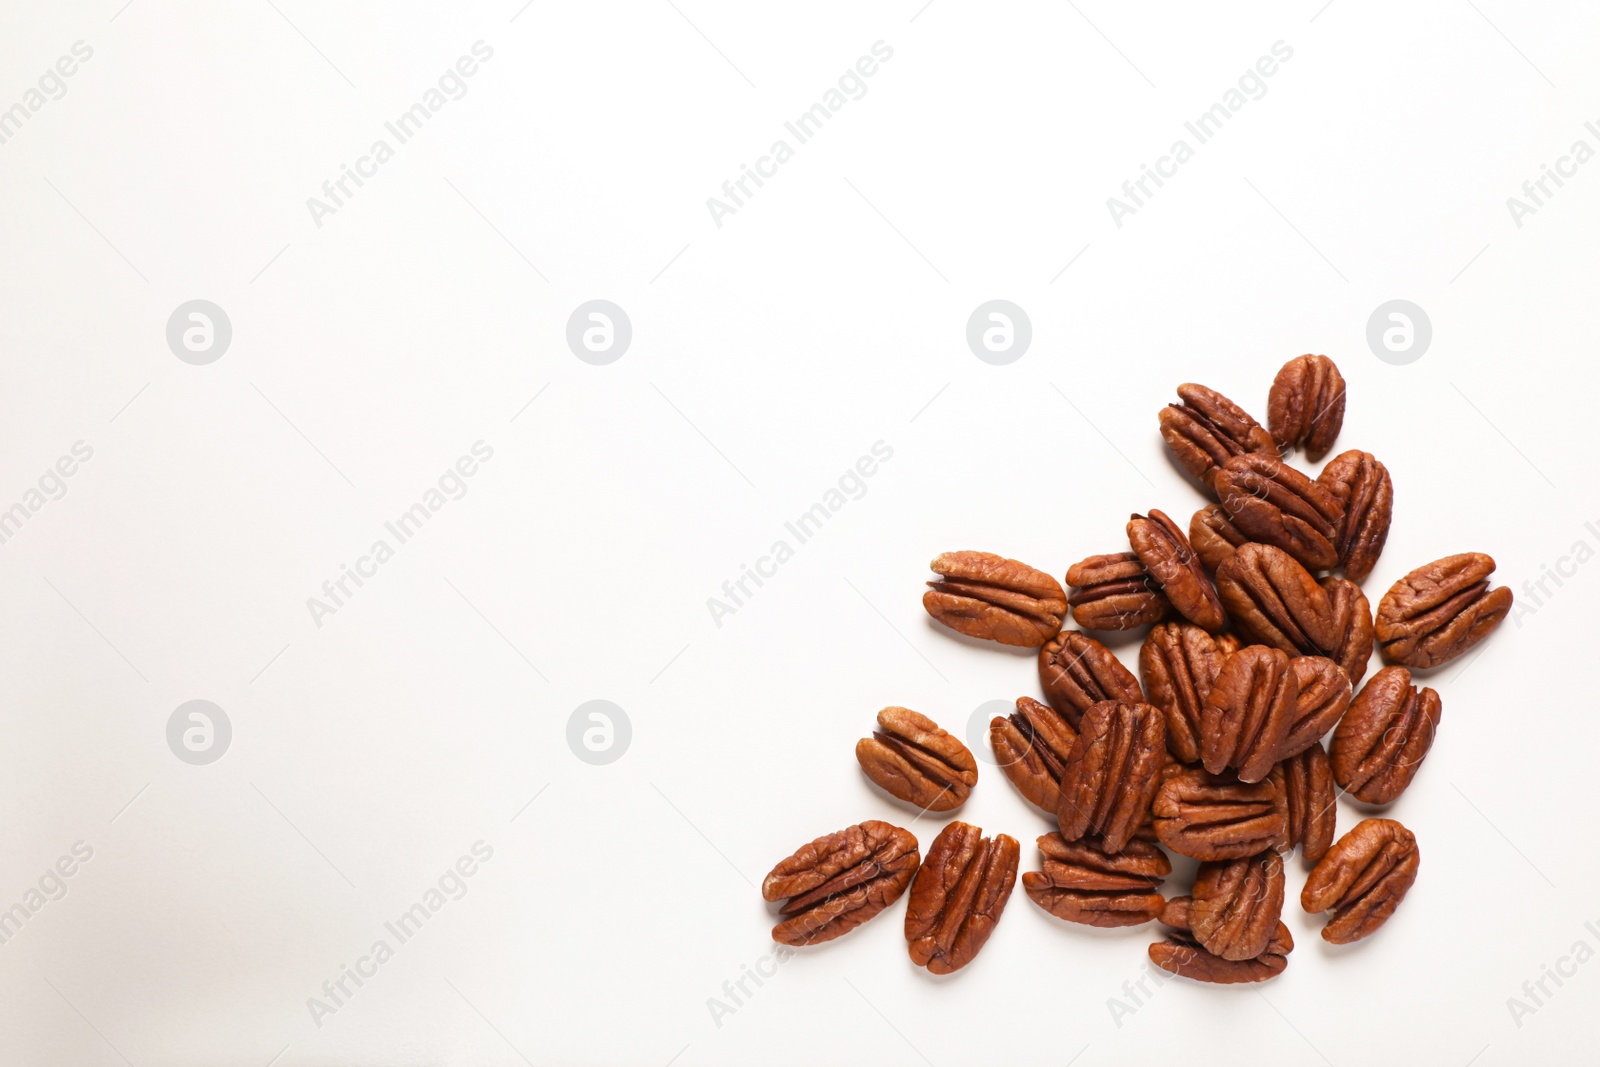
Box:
[1,1,1597,1064]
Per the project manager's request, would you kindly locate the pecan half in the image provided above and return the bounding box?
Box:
[1280,656,1352,759]
[1153,766,1287,861]
[1282,743,1337,864]
[1267,354,1346,460]
[923,551,1066,647]
[1190,505,1248,574]
[1190,851,1286,961]
[1323,576,1375,686]
[991,696,1078,815]
[1302,818,1420,944]
[1216,543,1339,655]
[1329,667,1441,805]
[856,707,978,812]
[1200,647,1297,783]
[1375,553,1513,669]
[762,820,921,946]
[1140,622,1230,764]
[1065,552,1167,630]
[1317,450,1393,582]
[1038,630,1143,727]
[1215,453,1344,572]
[1127,510,1226,631]
[1023,833,1170,928]
[904,821,1019,973]
[1150,896,1292,984]
[1056,701,1168,854]
[1158,383,1280,495]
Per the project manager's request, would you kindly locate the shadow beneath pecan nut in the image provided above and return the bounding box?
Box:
[920,616,1039,657]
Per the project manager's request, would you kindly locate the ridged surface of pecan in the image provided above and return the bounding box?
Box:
[1267,354,1346,460]
[1323,577,1375,686]
[1282,743,1337,864]
[1200,646,1297,783]
[1190,851,1286,961]
[1127,509,1226,630]
[1038,630,1143,727]
[1140,622,1229,764]
[1023,834,1169,928]
[1317,449,1393,582]
[1158,383,1279,494]
[763,820,921,946]
[1280,656,1352,759]
[923,550,1066,647]
[1056,701,1167,854]
[856,707,977,812]
[1149,896,1292,984]
[991,696,1078,815]
[904,821,1019,973]
[1216,544,1339,655]
[1190,505,1248,574]
[1302,818,1419,944]
[1329,667,1441,804]
[1153,767,1287,861]
[1215,453,1344,571]
[1375,553,1513,668]
[1065,552,1167,630]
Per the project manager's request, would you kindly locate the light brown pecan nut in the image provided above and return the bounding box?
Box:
[1127,510,1226,631]
[1215,453,1344,572]
[1323,577,1375,687]
[1329,667,1441,805]
[1302,818,1419,944]
[1200,647,1297,784]
[1150,896,1293,984]
[1375,553,1513,669]
[991,696,1078,815]
[1153,766,1287,861]
[1065,552,1168,630]
[1159,383,1280,494]
[1022,834,1170,928]
[1282,743,1337,864]
[856,707,978,812]
[904,821,1019,974]
[1216,544,1340,655]
[1038,630,1144,727]
[1267,354,1346,460]
[1190,851,1286,961]
[1140,622,1230,764]
[1317,450,1393,582]
[1280,656,1352,759]
[923,550,1067,648]
[1056,701,1167,854]
[1190,505,1249,574]
[762,820,921,946]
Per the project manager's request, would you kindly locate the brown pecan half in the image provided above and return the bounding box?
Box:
[1200,647,1297,783]
[1190,505,1248,574]
[1056,701,1167,854]
[1280,656,1352,759]
[856,707,978,812]
[1127,510,1226,631]
[1267,354,1346,460]
[1323,576,1375,687]
[1282,743,1337,864]
[991,696,1078,815]
[1190,851,1286,960]
[1140,622,1230,764]
[1150,896,1292,983]
[1216,543,1339,655]
[1065,552,1167,630]
[762,820,921,946]
[1159,383,1279,494]
[1038,630,1143,727]
[1375,553,1513,669]
[1329,667,1441,805]
[923,551,1066,648]
[1302,818,1419,944]
[904,821,1019,974]
[1317,450,1393,582]
[1023,833,1170,928]
[1153,766,1287,861]
[1215,453,1344,572]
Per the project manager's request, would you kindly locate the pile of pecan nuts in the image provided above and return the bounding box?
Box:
[761,355,1513,982]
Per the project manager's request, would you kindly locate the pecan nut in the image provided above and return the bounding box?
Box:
[1158,383,1279,494]
[1215,453,1344,571]
[1216,543,1339,655]
[1149,896,1293,984]
[1153,766,1288,861]
[1140,622,1230,764]
[904,821,1019,974]
[1282,743,1337,864]
[1200,647,1297,783]
[1267,354,1346,460]
[1375,553,1513,669]
[923,550,1066,647]
[990,696,1078,815]
[1127,510,1226,631]
[1323,576,1375,686]
[856,707,978,812]
[1280,656,1352,759]
[1038,630,1144,727]
[762,820,921,946]
[1301,818,1420,944]
[1056,701,1167,854]
[1190,851,1286,961]
[1065,552,1167,630]
[1190,505,1248,574]
[1023,833,1170,928]
[1329,667,1441,805]
[1317,450,1393,582]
